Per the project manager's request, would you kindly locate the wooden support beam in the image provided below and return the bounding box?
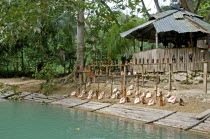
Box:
[169,64,172,91]
[203,62,208,94]
[155,32,158,49]
[141,65,144,86]
[111,73,113,96]
[97,70,100,98]
[123,65,126,93]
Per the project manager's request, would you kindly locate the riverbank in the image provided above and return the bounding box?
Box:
[0,78,210,113]
[0,91,210,136]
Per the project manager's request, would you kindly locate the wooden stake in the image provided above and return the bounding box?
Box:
[155,32,158,49]
[123,65,126,93]
[169,64,172,91]
[141,65,144,87]
[97,70,100,98]
[137,74,140,93]
[123,87,126,98]
[160,91,163,106]
[156,73,158,100]
[204,62,208,94]
[111,73,113,96]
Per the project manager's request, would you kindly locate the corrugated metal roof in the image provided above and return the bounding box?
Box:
[151,10,177,19]
[183,11,203,18]
[120,9,210,40]
[154,15,202,33]
[173,11,184,19]
[186,16,210,32]
[120,20,154,38]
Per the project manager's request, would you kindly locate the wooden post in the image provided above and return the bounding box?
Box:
[141,65,144,86]
[111,73,113,96]
[106,65,108,77]
[155,32,158,49]
[186,70,188,84]
[123,88,126,98]
[121,71,123,94]
[123,65,126,93]
[84,77,87,91]
[137,74,140,92]
[169,64,172,91]
[156,73,158,100]
[97,70,100,98]
[203,62,208,94]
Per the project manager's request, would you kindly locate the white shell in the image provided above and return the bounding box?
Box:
[148,99,155,106]
[78,93,83,98]
[134,98,140,104]
[86,82,90,87]
[127,90,132,96]
[119,97,126,104]
[168,96,176,103]
[135,91,140,96]
[111,94,116,99]
[81,90,85,94]
[129,85,134,90]
[98,91,105,100]
[71,91,76,96]
[140,92,145,98]
[165,92,171,98]
[113,88,118,93]
[146,92,152,98]
[87,94,92,99]
[88,90,93,95]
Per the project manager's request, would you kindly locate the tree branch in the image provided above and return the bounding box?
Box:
[194,0,201,13]
[100,0,120,26]
[154,0,162,13]
[141,0,151,18]
[205,13,210,22]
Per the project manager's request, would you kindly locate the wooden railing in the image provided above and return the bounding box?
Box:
[133,47,210,72]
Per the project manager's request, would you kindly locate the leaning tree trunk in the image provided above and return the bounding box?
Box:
[141,0,151,18]
[179,0,194,13]
[154,0,162,13]
[76,0,85,70]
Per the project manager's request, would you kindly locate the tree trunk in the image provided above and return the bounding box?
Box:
[76,0,85,70]
[141,0,151,18]
[21,47,25,74]
[179,0,194,13]
[154,0,162,13]
[205,13,210,22]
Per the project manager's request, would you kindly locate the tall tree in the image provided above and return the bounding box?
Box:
[179,0,194,13]
[141,0,151,18]
[154,0,162,13]
[76,0,85,69]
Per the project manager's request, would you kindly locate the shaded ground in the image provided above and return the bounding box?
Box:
[0,77,210,114]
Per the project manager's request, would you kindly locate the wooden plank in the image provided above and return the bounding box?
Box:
[1,91,21,99]
[195,109,210,120]
[146,111,177,124]
[75,101,111,112]
[203,62,208,94]
[97,104,174,122]
[51,98,89,107]
[184,114,210,131]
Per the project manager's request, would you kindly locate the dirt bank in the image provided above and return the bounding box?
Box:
[0,77,210,113]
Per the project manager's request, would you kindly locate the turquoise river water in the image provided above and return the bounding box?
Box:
[0,101,208,139]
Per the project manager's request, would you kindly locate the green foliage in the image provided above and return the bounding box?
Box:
[104,18,147,60]
[40,82,56,96]
[34,64,58,82]
[0,82,4,89]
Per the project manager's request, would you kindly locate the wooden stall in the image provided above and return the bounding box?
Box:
[133,47,210,72]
